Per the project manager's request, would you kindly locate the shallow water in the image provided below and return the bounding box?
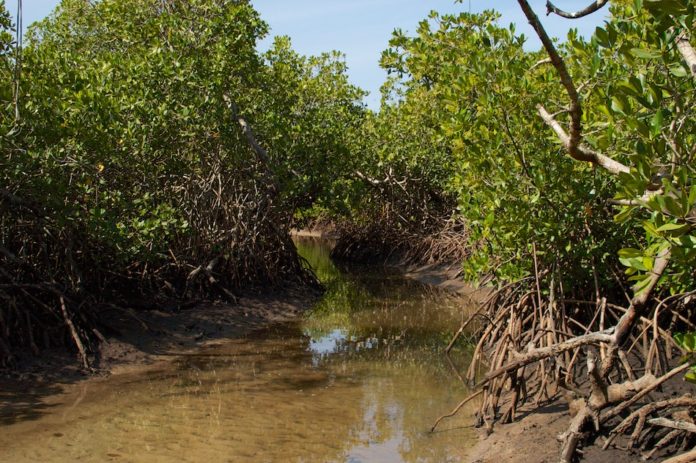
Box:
[0,238,477,462]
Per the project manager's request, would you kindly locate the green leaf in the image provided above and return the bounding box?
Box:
[685,370,696,384]
[643,221,661,238]
[630,48,661,59]
[658,222,687,232]
[618,248,642,258]
[650,110,664,137]
[669,64,688,77]
[675,332,696,352]
[614,206,635,223]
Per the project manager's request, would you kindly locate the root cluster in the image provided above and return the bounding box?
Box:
[331,216,470,266]
[434,264,696,462]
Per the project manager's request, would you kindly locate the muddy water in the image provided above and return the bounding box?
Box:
[0,238,477,463]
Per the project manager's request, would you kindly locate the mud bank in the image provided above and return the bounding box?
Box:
[0,287,319,384]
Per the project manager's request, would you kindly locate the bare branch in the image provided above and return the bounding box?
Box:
[530,57,552,70]
[223,94,279,194]
[518,0,583,160]
[430,390,484,432]
[224,96,272,168]
[648,417,696,433]
[676,32,696,80]
[546,0,609,19]
[479,329,615,387]
[537,105,630,175]
[662,448,696,463]
[608,188,663,206]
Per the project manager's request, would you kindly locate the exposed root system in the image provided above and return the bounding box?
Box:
[0,105,318,369]
[434,264,696,462]
[331,216,471,266]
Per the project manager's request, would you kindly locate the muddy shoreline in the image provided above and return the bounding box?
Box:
[0,287,319,384]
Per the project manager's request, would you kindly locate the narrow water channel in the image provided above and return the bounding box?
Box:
[0,238,477,462]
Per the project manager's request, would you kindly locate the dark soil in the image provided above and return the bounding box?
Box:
[0,286,319,384]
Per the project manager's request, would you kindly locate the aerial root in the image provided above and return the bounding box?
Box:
[433,278,696,462]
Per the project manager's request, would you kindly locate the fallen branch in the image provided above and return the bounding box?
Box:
[604,395,696,449]
[648,417,696,434]
[602,362,691,421]
[662,448,696,463]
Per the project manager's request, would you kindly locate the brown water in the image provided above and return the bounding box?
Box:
[0,239,477,463]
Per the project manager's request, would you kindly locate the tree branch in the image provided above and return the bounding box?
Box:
[478,329,615,387]
[223,94,279,194]
[600,248,671,376]
[518,0,583,160]
[224,96,272,168]
[647,417,696,434]
[537,105,630,174]
[676,31,696,80]
[546,0,609,19]
[608,187,663,206]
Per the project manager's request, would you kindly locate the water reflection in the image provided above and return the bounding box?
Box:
[0,238,477,463]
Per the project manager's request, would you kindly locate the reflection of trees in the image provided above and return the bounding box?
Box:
[291,239,479,461]
[337,362,476,462]
[297,238,471,348]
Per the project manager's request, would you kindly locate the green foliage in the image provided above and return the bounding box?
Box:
[0,0,14,126]
[340,4,695,297]
[12,0,268,261]
[0,1,11,55]
[571,0,696,295]
[1,0,367,360]
[8,0,363,260]
[350,11,623,287]
[259,37,367,211]
[2,0,364,291]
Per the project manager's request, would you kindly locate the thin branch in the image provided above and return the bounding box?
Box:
[537,105,630,175]
[430,389,484,432]
[647,417,696,434]
[530,57,552,70]
[223,94,279,194]
[517,0,583,160]
[546,0,609,19]
[676,32,696,80]
[224,96,272,168]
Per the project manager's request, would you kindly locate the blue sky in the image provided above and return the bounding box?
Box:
[6,1,607,108]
